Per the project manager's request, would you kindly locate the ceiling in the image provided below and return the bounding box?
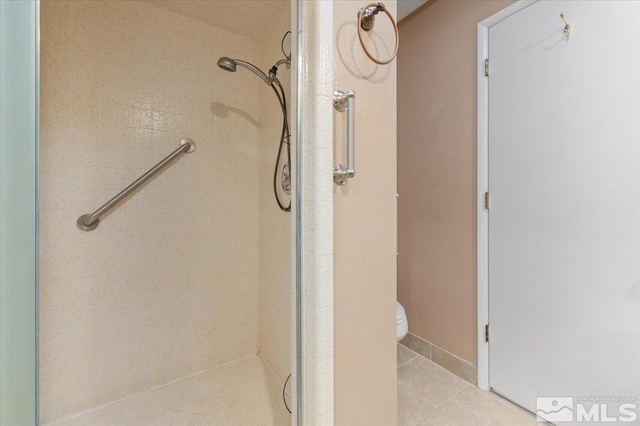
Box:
[145,0,288,41]
[147,0,426,41]
[397,0,428,21]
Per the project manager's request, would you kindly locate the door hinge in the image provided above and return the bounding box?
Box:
[485,58,490,77]
[484,191,490,210]
[485,324,490,342]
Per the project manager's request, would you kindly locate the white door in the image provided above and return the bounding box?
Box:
[488,1,640,423]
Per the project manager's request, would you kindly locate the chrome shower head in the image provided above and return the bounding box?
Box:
[217,56,273,86]
[217,57,237,72]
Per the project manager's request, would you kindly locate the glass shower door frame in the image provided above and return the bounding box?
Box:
[294,0,303,423]
[0,0,39,424]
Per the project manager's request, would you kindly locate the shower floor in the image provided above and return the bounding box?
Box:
[51,355,291,426]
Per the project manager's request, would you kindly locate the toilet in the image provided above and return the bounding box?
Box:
[396,302,408,342]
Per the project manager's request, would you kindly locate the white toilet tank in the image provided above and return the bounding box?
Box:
[396,302,408,342]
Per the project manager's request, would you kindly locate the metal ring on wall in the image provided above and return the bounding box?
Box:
[357,2,399,65]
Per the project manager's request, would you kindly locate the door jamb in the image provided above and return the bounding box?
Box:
[476,0,537,391]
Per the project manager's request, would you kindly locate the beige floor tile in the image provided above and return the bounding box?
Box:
[418,385,538,426]
[397,382,437,426]
[398,343,419,367]
[51,409,135,426]
[51,355,291,426]
[237,373,282,405]
[170,411,220,425]
[134,381,235,417]
[397,357,468,408]
[216,418,244,426]
[157,392,233,417]
[85,401,209,425]
[121,403,207,425]
[243,400,290,425]
[221,400,253,421]
[179,371,245,400]
[487,391,539,421]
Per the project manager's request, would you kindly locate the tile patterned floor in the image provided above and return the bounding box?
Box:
[51,345,537,425]
[397,344,538,426]
[51,355,291,426]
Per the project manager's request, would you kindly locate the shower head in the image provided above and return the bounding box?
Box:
[217,57,236,72]
[217,57,272,86]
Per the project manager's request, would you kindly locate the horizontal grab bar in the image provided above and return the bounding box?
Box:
[77,138,196,231]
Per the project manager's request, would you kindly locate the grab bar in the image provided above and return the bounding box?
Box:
[77,138,196,231]
[333,90,356,185]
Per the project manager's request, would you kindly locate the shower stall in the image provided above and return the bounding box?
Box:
[37,0,297,424]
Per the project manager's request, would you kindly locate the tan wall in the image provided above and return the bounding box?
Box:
[258,7,293,386]
[39,1,267,422]
[397,0,514,365]
[334,1,398,424]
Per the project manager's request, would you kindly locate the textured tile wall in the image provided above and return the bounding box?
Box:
[257,7,294,390]
[299,1,335,424]
[39,1,263,422]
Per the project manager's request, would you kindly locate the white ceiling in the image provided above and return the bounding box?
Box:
[397,0,428,21]
[145,0,289,41]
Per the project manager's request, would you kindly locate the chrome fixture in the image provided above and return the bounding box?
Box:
[333,90,356,186]
[216,57,291,87]
[217,57,274,86]
[217,41,292,212]
[282,163,291,195]
[357,2,399,65]
[77,139,196,231]
[560,12,572,40]
[358,2,385,31]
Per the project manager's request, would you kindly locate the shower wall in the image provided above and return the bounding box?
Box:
[39,1,264,422]
[258,14,293,386]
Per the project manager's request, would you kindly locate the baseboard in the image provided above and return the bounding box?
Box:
[400,332,478,385]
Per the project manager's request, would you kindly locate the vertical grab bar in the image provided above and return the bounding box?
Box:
[333,90,356,185]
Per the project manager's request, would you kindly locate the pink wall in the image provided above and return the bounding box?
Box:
[397,0,514,365]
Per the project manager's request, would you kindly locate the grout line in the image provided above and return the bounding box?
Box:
[404,349,461,379]
[441,383,470,407]
[396,382,435,426]
[401,334,477,375]
[257,352,293,403]
[418,384,471,424]
[257,352,286,390]
[397,345,420,369]
[396,356,418,369]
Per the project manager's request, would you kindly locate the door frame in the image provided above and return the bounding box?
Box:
[476,0,537,391]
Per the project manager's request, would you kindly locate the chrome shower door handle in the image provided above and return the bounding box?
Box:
[333,90,356,185]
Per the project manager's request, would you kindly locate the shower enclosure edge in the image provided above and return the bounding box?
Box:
[293,0,303,424]
[0,0,39,424]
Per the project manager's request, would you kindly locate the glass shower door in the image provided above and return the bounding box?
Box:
[0,0,39,424]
